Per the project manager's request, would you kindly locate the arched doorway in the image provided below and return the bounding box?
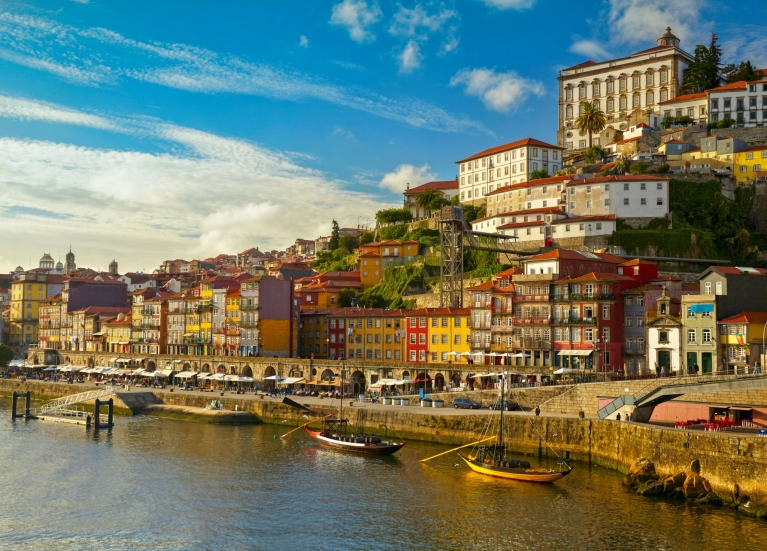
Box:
[402,370,410,379]
[183,362,191,371]
[32,355,39,365]
[451,372,461,389]
[320,368,335,382]
[414,372,431,390]
[263,365,276,388]
[216,364,226,374]
[201,363,211,373]
[350,370,365,395]
[88,357,94,368]
[434,373,445,391]
[146,360,156,372]
[230,365,237,374]
[242,365,253,378]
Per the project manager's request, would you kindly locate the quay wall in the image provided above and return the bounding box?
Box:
[3,379,766,499]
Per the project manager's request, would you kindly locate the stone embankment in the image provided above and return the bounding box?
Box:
[3,379,767,502]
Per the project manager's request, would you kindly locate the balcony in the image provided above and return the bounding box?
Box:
[622,347,646,355]
[512,339,552,349]
[490,325,515,332]
[551,317,597,325]
[491,305,513,314]
[240,303,260,311]
[514,295,550,302]
[512,317,550,325]
[225,329,240,335]
[552,294,570,302]
[240,320,259,328]
[139,307,153,315]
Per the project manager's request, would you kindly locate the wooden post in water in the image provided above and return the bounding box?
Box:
[11,391,18,419]
[94,398,101,429]
[24,392,31,418]
[107,398,114,428]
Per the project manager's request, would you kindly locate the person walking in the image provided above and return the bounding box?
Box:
[535,405,540,417]
[616,412,621,421]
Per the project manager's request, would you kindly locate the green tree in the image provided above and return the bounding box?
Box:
[338,288,357,307]
[724,60,762,83]
[375,207,413,225]
[338,234,359,251]
[575,101,607,149]
[359,230,376,245]
[716,117,735,129]
[615,159,630,174]
[584,146,605,165]
[680,34,723,93]
[416,188,440,216]
[629,161,651,175]
[0,344,14,368]
[462,204,485,223]
[530,169,549,180]
[673,115,693,126]
[427,195,451,214]
[328,220,340,251]
[661,113,674,129]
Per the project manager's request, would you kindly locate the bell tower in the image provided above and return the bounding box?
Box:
[65,247,76,275]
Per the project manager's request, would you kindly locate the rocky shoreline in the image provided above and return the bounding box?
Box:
[624,457,767,520]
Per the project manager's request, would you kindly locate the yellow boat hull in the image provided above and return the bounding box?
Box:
[458,452,571,483]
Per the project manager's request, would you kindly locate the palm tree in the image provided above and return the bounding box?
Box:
[416,187,439,217]
[575,101,607,149]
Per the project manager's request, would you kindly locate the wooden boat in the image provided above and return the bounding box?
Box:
[457,449,571,482]
[449,370,571,483]
[305,418,405,456]
[283,370,406,456]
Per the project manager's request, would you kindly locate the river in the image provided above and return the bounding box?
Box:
[0,404,763,551]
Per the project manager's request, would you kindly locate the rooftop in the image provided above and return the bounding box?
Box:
[456,138,563,164]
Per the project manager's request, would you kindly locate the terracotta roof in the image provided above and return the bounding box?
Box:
[486,175,570,197]
[658,92,707,104]
[496,220,546,230]
[555,272,628,283]
[403,180,458,195]
[550,214,616,224]
[682,283,699,291]
[664,139,687,145]
[358,252,380,258]
[526,249,596,262]
[631,44,675,56]
[619,258,656,266]
[708,81,747,92]
[561,60,598,71]
[472,206,565,225]
[494,267,523,278]
[595,252,628,264]
[719,311,767,325]
[466,281,496,291]
[422,307,472,316]
[740,144,767,152]
[568,175,669,185]
[607,136,641,146]
[711,266,767,275]
[635,123,652,129]
[456,138,563,163]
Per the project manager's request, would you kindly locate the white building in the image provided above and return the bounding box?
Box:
[457,138,563,206]
[566,175,669,220]
[709,79,767,128]
[484,175,568,216]
[658,91,708,123]
[558,28,693,150]
[646,289,682,374]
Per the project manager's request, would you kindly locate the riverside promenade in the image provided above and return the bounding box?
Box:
[4,376,767,500]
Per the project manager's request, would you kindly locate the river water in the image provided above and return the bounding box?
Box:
[0,405,763,551]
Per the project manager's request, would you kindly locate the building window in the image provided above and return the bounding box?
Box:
[641,198,647,206]
[715,281,722,295]
[624,198,629,206]
[688,329,696,343]
[702,329,711,343]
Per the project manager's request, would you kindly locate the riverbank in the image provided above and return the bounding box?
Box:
[3,379,766,501]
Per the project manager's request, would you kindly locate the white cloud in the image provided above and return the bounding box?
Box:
[477,0,536,10]
[379,164,436,194]
[388,5,456,39]
[450,68,545,113]
[440,36,460,55]
[299,35,308,48]
[0,12,486,135]
[330,0,382,43]
[569,40,612,61]
[607,0,709,47]
[398,40,422,73]
[0,95,392,272]
[332,125,354,139]
[721,26,767,68]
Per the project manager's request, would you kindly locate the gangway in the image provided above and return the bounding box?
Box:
[37,387,116,415]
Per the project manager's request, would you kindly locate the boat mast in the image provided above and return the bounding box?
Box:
[498,370,505,455]
[339,366,344,421]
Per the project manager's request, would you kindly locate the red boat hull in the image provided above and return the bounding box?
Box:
[305,427,405,456]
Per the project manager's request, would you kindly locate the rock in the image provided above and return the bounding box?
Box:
[732,483,740,504]
[683,474,707,499]
[662,471,686,494]
[689,459,701,474]
[697,493,723,506]
[637,480,664,497]
[629,458,656,476]
[667,488,687,500]
[671,472,686,486]
[702,479,713,493]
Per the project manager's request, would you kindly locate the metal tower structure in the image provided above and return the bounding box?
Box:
[439,205,525,308]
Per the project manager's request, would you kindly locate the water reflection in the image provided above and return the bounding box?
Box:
[0,402,763,551]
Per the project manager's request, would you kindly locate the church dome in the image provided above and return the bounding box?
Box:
[657,27,680,47]
[15,265,23,273]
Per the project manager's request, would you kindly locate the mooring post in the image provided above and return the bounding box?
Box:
[107,398,114,428]
[24,392,31,418]
[11,391,18,419]
[94,398,101,429]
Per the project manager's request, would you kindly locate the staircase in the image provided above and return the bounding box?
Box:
[37,388,116,415]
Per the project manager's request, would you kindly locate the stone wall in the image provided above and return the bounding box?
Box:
[712,127,767,145]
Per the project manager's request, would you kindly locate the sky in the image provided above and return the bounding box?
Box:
[0,0,765,273]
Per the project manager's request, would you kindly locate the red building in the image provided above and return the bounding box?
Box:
[405,308,429,363]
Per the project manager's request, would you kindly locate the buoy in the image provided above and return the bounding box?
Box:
[274,435,277,439]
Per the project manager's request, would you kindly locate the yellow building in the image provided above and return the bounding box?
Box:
[426,307,472,364]
[224,289,241,356]
[299,309,330,359]
[718,311,767,368]
[331,308,406,361]
[183,289,203,355]
[9,271,64,355]
[734,145,767,184]
[358,240,420,289]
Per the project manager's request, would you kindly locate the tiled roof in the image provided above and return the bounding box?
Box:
[708,81,747,92]
[550,214,616,224]
[486,175,570,197]
[456,138,563,163]
[619,258,656,266]
[403,180,458,195]
[568,175,669,185]
[555,272,628,283]
[472,206,565,225]
[658,92,707,104]
[496,220,545,230]
[740,144,767,152]
[466,281,496,291]
[526,249,595,261]
[562,60,597,71]
[711,266,767,275]
[719,311,767,324]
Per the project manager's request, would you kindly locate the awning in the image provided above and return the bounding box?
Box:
[174,359,184,363]
[729,406,753,411]
[376,378,397,386]
[155,369,173,377]
[183,333,194,337]
[175,371,198,379]
[92,331,106,336]
[109,357,118,362]
[280,377,306,385]
[263,375,284,381]
[395,379,414,385]
[43,367,56,372]
[468,372,496,378]
[554,368,581,374]
[557,349,593,356]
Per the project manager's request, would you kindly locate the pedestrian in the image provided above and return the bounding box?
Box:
[660,366,666,378]
[616,412,621,421]
[535,405,540,417]
[654,363,659,378]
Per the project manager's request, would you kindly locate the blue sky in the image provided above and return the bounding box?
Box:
[0,0,765,273]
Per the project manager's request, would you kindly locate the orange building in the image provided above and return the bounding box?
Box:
[358,240,420,289]
[295,271,361,310]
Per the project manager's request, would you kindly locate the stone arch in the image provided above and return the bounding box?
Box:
[320,368,335,382]
[414,371,431,390]
[101,359,107,367]
[350,370,365,395]
[241,365,253,378]
[146,360,156,372]
[402,370,410,379]
[216,364,226,374]
[65,356,70,364]
[451,372,462,386]
[32,355,39,365]
[434,373,445,391]
[230,365,237,374]
[183,362,191,371]
[263,365,276,389]
[88,357,94,368]
[201,363,211,373]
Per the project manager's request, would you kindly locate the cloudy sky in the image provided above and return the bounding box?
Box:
[0,0,764,273]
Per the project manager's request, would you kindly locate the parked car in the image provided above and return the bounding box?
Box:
[489,400,520,411]
[452,398,481,409]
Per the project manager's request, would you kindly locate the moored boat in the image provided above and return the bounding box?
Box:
[457,448,571,482]
[305,418,405,456]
